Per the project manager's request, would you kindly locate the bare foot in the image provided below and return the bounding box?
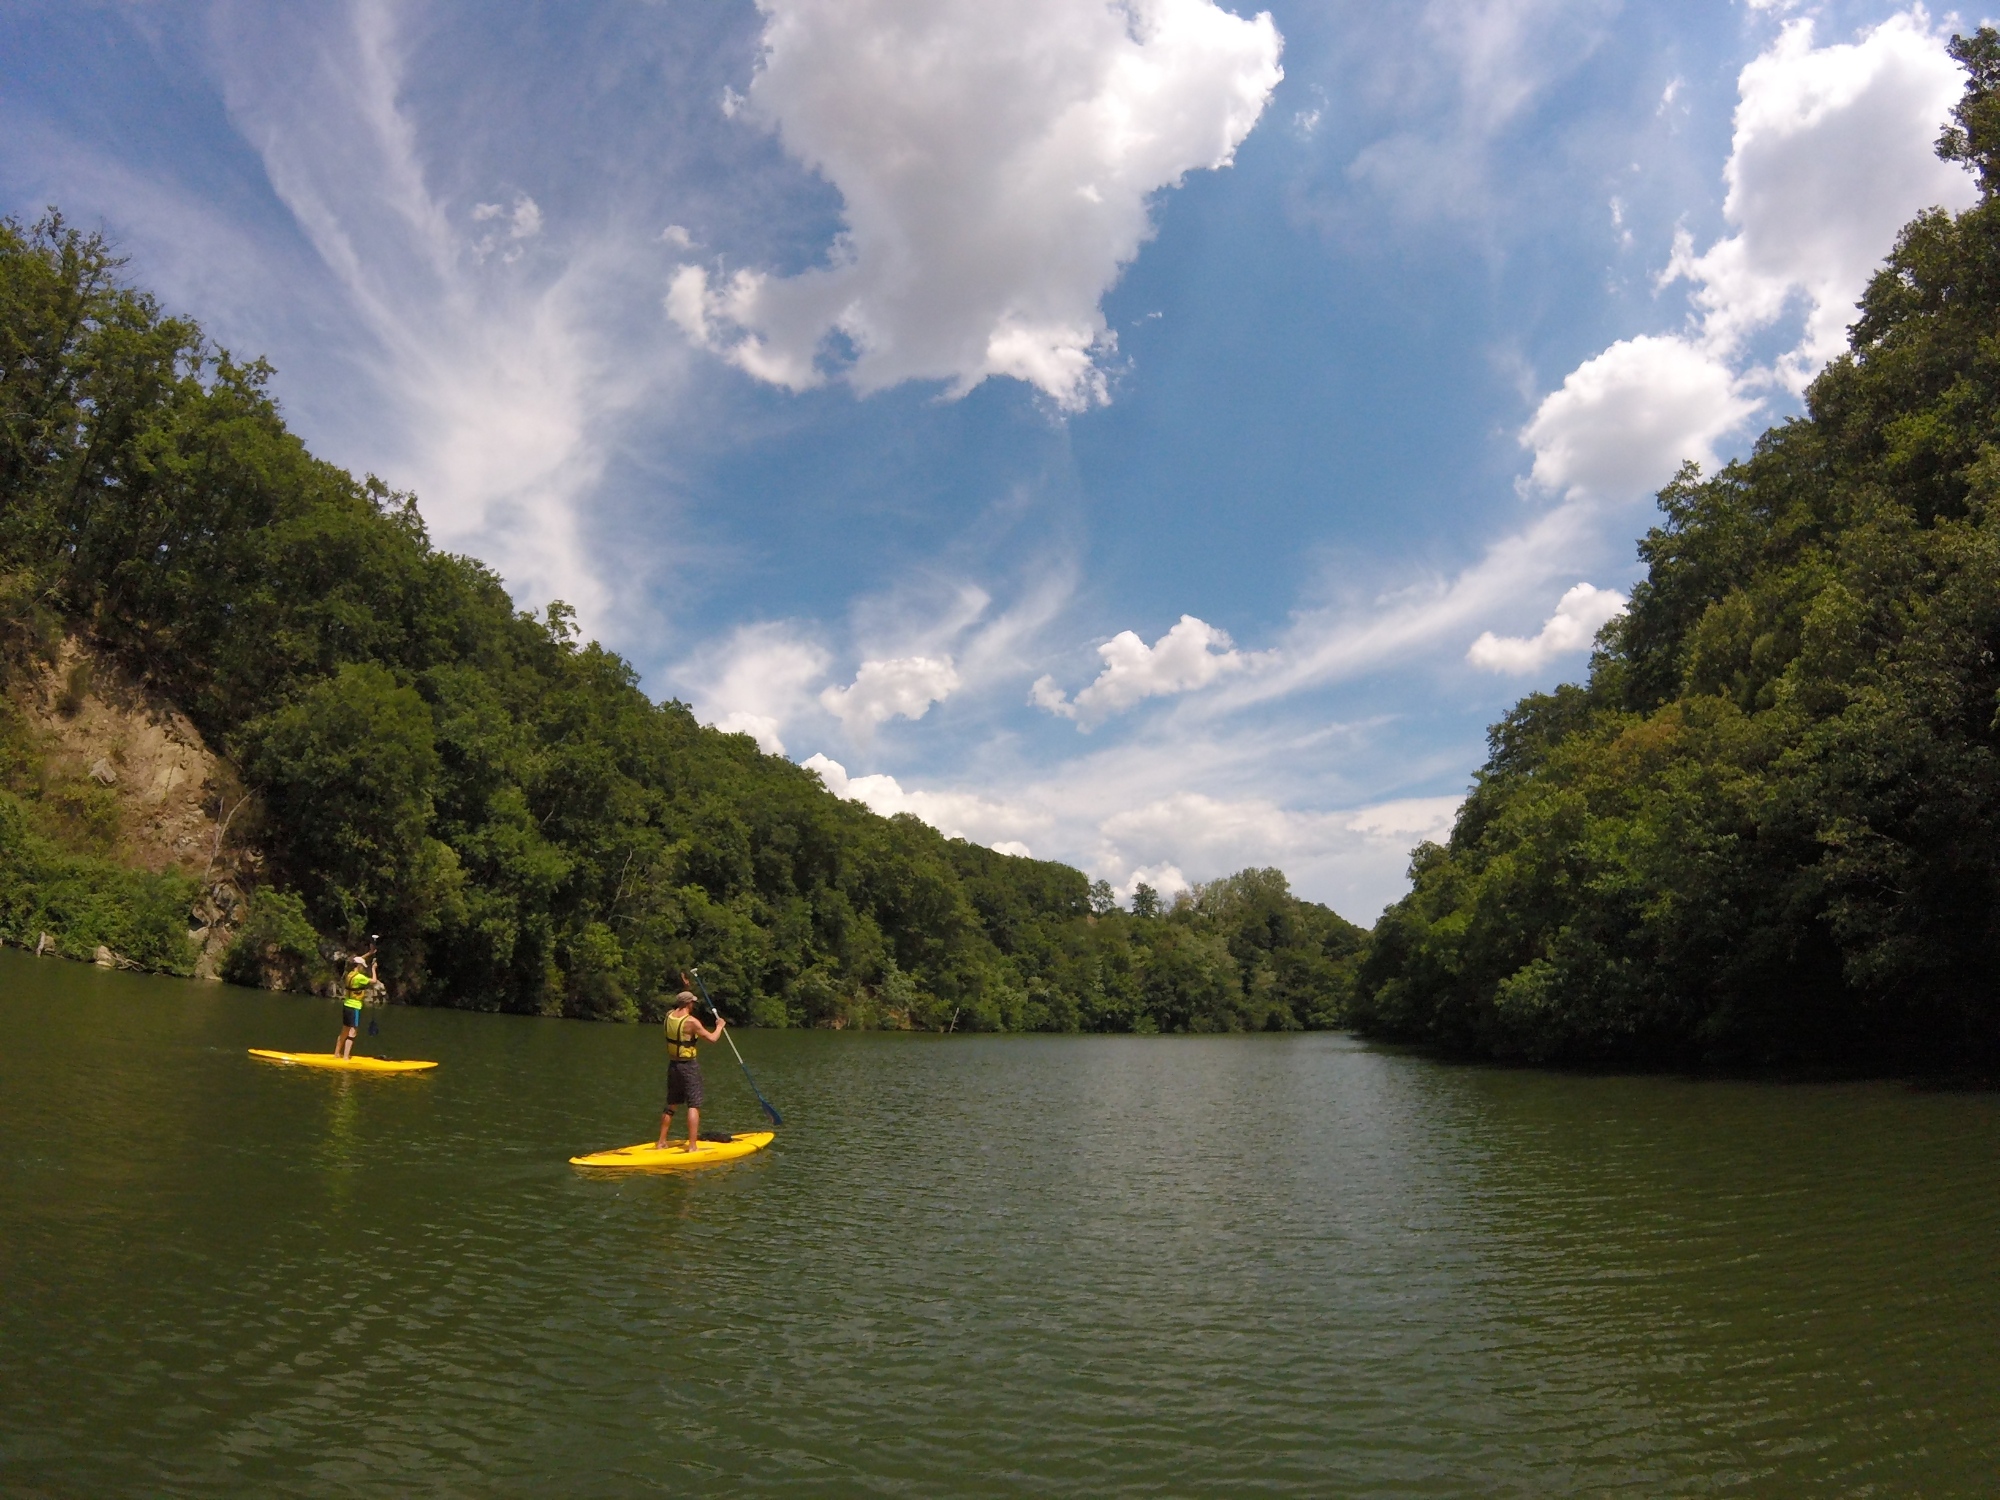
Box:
[681,1142,700,1152]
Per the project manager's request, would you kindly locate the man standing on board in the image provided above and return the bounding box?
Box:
[658,982,726,1151]
[335,948,377,1059]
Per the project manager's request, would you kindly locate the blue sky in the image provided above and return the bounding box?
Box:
[1,0,1980,918]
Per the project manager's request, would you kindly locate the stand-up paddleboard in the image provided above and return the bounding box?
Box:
[570,1131,774,1171]
[248,1049,437,1073]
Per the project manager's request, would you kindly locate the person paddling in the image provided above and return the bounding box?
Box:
[335,948,377,1060]
[657,982,726,1151]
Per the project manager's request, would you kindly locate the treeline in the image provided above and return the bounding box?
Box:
[1351,34,2000,1070]
[0,212,1363,1029]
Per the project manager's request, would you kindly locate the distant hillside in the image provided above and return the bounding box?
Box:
[0,212,1363,1029]
[1352,34,2000,1070]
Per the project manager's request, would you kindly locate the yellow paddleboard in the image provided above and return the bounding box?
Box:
[570,1131,775,1171]
[248,1049,438,1073]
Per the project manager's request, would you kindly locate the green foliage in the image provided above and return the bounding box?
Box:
[0,791,196,972]
[220,889,327,994]
[0,210,1365,1029]
[246,662,457,942]
[1356,48,2000,1069]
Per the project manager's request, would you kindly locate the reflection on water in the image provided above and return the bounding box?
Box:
[3,945,1998,1496]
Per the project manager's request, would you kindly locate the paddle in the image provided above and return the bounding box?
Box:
[365,934,383,1038]
[687,968,784,1127]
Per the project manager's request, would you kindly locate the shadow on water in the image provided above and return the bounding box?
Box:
[3,946,1998,1496]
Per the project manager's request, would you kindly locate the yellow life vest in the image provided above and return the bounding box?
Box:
[346,968,372,1002]
[664,1011,700,1062]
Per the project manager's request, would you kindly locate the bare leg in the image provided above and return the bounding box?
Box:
[656,1109,673,1149]
[683,1105,701,1150]
[336,1023,357,1059]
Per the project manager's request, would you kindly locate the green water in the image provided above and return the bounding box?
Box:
[3,949,1998,1496]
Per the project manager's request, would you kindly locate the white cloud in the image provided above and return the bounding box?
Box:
[1522,10,1974,503]
[801,715,1471,920]
[1118,864,1190,901]
[1669,11,1975,388]
[1346,0,1620,223]
[1442,0,1618,136]
[820,654,962,733]
[200,0,688,636]
[1521,335,1756,500]
[1467,581,1627,673]
[1099,790,1459,879]
[669,561,1074,757]
[1034,614,1248,728]
[1215,496,1610,710]
[804,754,1050,853]
[682,623,831,755]
[1341,795,1465,846]
[472,192,543,261]
[667,0,1283,409]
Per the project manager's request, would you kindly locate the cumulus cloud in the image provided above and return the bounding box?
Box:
[668,0,1283,409]
[1674,11,1973,386]
[682,623,831,755]
[819,654,961,734]
[804,754,1049,853]
[1522,10,1975,502]
[1520,335,1757,500]
[1033,614,1248,728]
[1467,581,1627,673]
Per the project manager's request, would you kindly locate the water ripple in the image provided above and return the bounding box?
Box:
[3,952,1998,1496]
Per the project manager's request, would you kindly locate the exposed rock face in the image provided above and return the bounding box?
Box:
[27,639,242,874]
[17,638,261,974]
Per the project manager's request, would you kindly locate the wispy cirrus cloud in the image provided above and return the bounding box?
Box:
[203,0,688,633]
[1344,0,1622,225]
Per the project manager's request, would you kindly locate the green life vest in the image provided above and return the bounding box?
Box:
[664,1011,700,1062]
[346,968,372,1003]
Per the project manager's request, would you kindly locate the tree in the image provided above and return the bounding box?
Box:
[246,662,452,943]
[0,210,1365,1031]
[1351,39,2000,1068]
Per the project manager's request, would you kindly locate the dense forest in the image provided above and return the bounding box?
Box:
[1352,34,2000,1070]
[0,211,1364,1030]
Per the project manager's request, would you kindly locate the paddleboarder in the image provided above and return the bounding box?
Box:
[657,985,726,1151]
[335,948,378,1060]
